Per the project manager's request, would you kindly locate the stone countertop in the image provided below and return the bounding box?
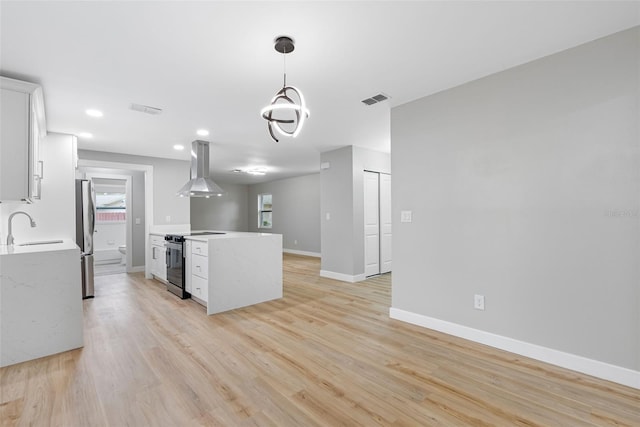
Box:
[148,224,190,236]
[184,231,278,242]
[0,239,78,256]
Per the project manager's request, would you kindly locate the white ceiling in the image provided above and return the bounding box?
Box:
[1,1,638,184]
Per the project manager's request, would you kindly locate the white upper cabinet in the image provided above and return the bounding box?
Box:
[0,76,47,203]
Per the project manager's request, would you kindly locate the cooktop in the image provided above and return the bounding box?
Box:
[189,232,226,236]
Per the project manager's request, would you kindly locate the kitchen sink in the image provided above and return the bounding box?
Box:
[18,240,64,246]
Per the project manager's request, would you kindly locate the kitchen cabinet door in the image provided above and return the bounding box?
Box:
[0,77,46,203]
[150,244,167,281]
[191,275,208,303]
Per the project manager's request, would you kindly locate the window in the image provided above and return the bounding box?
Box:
[258,194,272,229]
[95,192,126,222]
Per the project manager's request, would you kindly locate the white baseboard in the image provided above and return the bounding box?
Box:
[127,266,145,273]
[320,270,366,283]
[283,248,321,258]
[389,307,640,390]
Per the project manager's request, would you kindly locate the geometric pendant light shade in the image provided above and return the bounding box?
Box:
[260,36,310,142]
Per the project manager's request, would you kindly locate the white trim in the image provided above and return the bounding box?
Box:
[283,248,321,258]
[389,307,640,390]
[128,266,145,273]
[320,270,366,283]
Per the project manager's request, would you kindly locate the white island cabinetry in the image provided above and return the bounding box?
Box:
[190,240,209,303]
[185,232,282,315]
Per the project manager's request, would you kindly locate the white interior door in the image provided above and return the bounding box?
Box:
[380,173,392,274]
[364,171,380,277]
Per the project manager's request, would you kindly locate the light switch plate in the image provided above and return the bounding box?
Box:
[401,210,412,223]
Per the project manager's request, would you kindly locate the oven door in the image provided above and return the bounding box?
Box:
[165,241,184,288]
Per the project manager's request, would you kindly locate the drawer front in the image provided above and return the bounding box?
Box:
[191,254,208,279]
[191,241,208,257]
[191,274,208,303]
[150,235,165,246]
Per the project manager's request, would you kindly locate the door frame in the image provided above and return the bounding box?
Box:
[77,159,154,278]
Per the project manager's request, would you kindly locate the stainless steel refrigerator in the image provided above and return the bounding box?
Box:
[75,179,96,299]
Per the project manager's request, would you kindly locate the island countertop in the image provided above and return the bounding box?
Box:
[185,231,276,242]
[0,239,77,256]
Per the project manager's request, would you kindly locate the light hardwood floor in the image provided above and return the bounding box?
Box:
[1,254,638,426]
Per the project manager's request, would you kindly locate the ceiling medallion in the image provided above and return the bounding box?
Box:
[260,36,310,142]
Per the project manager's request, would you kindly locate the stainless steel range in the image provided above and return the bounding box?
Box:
[164,232,225,299]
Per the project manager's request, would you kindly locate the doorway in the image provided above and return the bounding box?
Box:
[78,171,133,276]
[364,171,392,277]
[77,159,153,278]
[91,177,128,275]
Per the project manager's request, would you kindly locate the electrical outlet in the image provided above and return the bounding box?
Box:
[474,294,485,310]
[294,240,298,245]
[165,215,171,222]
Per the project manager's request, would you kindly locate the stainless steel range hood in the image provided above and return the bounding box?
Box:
[176,140,224,197]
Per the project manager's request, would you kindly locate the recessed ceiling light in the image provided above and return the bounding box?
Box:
[78,132,93,138]
[196,129,209,137]
[173,144,185,151]
[85,109,103,118]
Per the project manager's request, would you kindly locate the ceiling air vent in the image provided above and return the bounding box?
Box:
[361,93,390,106]
[130,103,163,115]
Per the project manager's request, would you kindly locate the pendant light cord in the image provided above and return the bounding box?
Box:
[282,47,287,87]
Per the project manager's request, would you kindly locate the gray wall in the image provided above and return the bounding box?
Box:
[191,183,249,232]
[78,149,190,226]
[248,174,321,254]
[320,146,390,277]
[391,27,639,371]
[321,147,355,274]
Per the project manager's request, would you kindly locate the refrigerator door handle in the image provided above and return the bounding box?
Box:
[89,184,96,236]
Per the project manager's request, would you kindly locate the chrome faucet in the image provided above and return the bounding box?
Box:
[6,211,36,245]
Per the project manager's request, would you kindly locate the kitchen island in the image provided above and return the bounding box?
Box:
[185,232,282,315]
[0,239,83,367]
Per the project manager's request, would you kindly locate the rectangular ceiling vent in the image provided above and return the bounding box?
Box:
[361,93,390,106]
[130,103,163,115]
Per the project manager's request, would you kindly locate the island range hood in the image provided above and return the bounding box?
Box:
[176,140,224,198]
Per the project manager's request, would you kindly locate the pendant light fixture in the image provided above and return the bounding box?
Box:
[260,36,310,142]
